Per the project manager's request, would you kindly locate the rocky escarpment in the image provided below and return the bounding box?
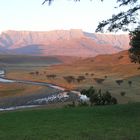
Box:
[0,29,130,57]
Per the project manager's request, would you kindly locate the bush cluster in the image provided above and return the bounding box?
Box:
[81,86,117,106]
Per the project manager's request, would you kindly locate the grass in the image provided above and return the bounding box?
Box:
[0,88,25,96]
[0,83,47,98]
[0,103,140,140]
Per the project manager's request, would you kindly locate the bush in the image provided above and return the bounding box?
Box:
[29,72,34,75]
[104,75,108,79]
[77,76,86,83]
[120,91,126,96]
[102,91,112,105]
[128,81,132,87]
[116,80,123,85]
[111,97,118,104]
[94,78,105,84]
[65,101,76,108]
[47,74,57,79]
[137,67,140,70]
[81,87,117,106]
[35,71,39,75]
[78,101,89,107]
[81,86,96,98]
[85,73,89,76]
[63,76,75,83]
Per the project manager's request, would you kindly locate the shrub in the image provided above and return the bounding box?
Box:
[29,72,34,75]
[35,71,39,75]
[90,93,99,106]
[78,101,89,107]
[137,67,140,70]
[94,78,105,84]
[63,76,75,83]
[81,87,117,106]
[104,75,108,79]
[65,101,76,108]
[81,86,96,98]
[47,74,57,79]
[120,91,126,96]
[77,76,86,83]
[111,97,118,104]
[128,81,132,87]
[102,91,112,105]
[116,80,123,85]
[85,73,89,76]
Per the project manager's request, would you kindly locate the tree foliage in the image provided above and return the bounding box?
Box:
[81,87,117,106]
[96,0,140,32]
[129,27,140,63]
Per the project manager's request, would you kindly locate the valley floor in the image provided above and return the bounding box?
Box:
[0,51,140,108]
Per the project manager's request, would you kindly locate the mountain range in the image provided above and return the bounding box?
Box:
[0,29,130,57]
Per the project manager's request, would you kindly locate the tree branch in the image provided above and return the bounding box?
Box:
[96,5,140,32]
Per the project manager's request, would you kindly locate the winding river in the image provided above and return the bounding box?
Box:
[0,77,86,111]
[0,69,89,111]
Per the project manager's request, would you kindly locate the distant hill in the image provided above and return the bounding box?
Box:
[0,30,130,57]
[48,50,140,78]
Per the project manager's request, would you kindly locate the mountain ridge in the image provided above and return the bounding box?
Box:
[0,29,130,57]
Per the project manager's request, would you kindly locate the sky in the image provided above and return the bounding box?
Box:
[0,0,120,33]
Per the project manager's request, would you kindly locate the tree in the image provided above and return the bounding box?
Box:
[115,79,123,85]
[63,76,75,83]
[96,0,140,32]
[42,0,80,5]
[128,80,132,87]
[129,27,140,63]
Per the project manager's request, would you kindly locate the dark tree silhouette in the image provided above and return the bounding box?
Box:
[120,91,126,96]
[46,74,57,79]
[129,27,140,63]
[128,80,132,87]
[77,76,85,83]
[115,79,123,85]
[96,0,140,32]
[63,76,75,83]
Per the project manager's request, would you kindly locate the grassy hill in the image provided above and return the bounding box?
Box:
[0,103,140,140]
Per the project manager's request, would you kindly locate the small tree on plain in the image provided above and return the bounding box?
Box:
[116,80,123,85]
[128,81,132,87]
[120,91,126,96]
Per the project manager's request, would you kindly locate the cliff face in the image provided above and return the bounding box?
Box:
[0,29,130,57]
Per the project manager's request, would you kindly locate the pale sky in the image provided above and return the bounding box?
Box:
[0,0,119,33]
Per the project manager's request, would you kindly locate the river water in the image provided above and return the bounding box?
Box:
[0,74,88,111]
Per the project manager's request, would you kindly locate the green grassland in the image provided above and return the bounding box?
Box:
[0,103,140,140]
